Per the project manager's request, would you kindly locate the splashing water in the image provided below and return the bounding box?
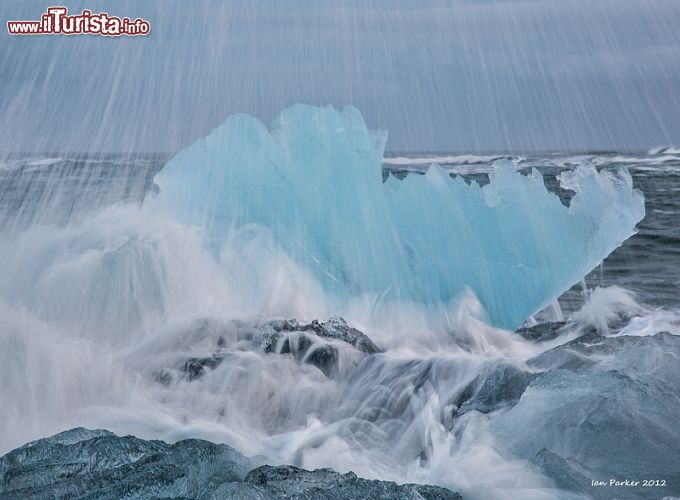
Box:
[3,105,679,500]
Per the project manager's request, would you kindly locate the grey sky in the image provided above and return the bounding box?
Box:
[1,0,679,153]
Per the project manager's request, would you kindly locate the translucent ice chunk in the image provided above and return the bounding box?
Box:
[149,104,644,329]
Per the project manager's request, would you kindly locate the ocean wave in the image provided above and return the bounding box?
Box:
[383,154,508,166]
[649,145,680,155]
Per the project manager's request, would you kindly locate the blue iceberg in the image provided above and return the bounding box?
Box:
[149,104,644,329]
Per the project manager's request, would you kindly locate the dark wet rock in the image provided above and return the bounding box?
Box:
[259,316,380,378]
[181,354,224,381]
[454,362,534,417]
[0,429,462,500]
[261,330,339,376]
[169,316,379,382]
[245,465,349,493]
[0,430,164,493]
[268,317,380,354]
[303,344,338,377]
[261,331,285,353]
[527,448,592,496]
[244,465,462,499]
[516,321,566,342]
[0,429,254,499]
[298,317,381,354]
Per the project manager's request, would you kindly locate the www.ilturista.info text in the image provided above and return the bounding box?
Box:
[7,7,150,36]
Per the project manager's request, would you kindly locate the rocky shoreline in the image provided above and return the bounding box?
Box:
[0,428,462,499]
